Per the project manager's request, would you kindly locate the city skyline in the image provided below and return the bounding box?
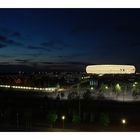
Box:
[0,9,140,72]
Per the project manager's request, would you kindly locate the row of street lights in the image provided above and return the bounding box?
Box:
[91,82,139,90]
[61,115,126,129]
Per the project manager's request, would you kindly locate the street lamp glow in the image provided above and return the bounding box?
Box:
[121,119,126,124]
[133,84,136,87]
[105,86,108,90]
[134,82,138,85]
[62,115,65,129]
[62,115,65,120]
[90,87,94,90]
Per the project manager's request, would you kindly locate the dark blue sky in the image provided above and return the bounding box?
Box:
[0,9,140,72]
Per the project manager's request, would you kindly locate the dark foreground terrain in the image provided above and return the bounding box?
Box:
[0,88,140,131]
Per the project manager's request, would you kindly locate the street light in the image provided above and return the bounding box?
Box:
[133,84,136,88]
[105,86,108,90]
[121,119,126,124]
[134,82,138,85]
[90,87,94,90]
[62,115,65,128]
[121,118,127,130]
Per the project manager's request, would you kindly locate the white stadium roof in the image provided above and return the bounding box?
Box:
[86,65,136,74]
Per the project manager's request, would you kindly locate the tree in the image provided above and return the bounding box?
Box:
[132,90,138,99]
[47,112,58,128]
[68,92,78,100]
[72,114,81,124]
[60,92,64,98]
[114,83,121,98]
[83,89,92,100]
[99,112,110,127]
[24,109,32,129]
[97,92,105,100]
[115,83,121,93]
[100,84,109,93]
[56,94,60,100]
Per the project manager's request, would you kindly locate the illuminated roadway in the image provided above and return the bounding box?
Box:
[0,84,58,93]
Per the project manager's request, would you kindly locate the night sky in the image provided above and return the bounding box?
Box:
[0,9,140,72]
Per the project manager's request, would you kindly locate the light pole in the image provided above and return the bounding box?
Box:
[62,115,65,129]
[121,118,126,130]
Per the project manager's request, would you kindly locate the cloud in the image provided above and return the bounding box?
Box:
[6,39,23,46]
[0,62,10,65]
[41,40,69,50]
[27,45,51,51]
[0,54,9,58]
[11,32,22,38]
[0,27,22,37]
[29,61,87,67]
[41,62,55,65]
[41,61,90,66]
[23,53,42,57]
[0,35,7,42]
[0,27,23,40]
[65,61,89,65]
[27,45,42,50]
[0,27,12,36]
[0,34,24,47]
[58,52,91,59]
[15,59,31,63]
[27,39,69,52]
[41,61,89,68]
[0,43,7,48]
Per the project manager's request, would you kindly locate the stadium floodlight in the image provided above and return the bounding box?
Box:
[86,65,136,74]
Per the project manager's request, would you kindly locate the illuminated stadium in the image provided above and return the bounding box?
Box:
[86,65,136,74]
